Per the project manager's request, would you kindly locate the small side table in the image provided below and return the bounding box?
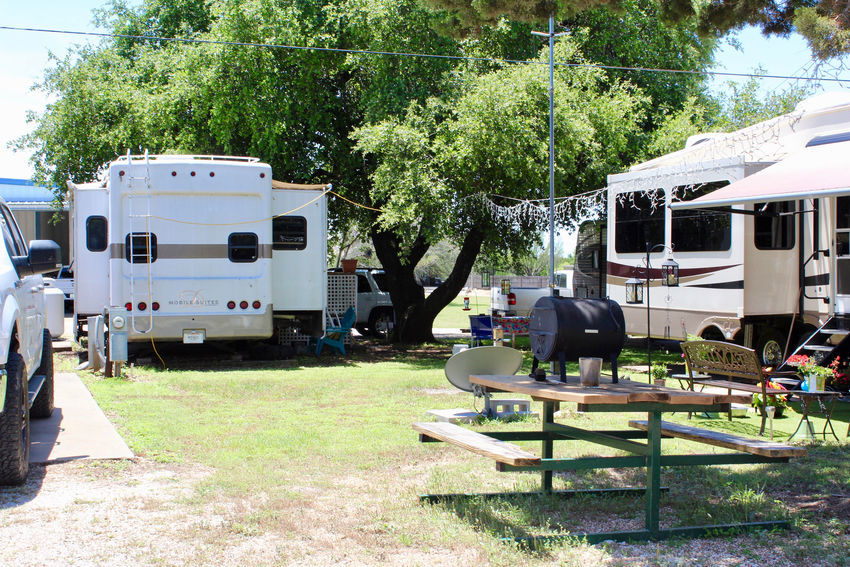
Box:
[788,392,841,443]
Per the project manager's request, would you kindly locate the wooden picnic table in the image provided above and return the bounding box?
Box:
[415,373,805,545]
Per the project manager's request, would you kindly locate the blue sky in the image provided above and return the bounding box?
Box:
[1,1,848,181]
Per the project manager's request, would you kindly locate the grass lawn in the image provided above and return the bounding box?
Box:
[63,341,850,566]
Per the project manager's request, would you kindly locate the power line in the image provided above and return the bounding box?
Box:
[2,24,849,84]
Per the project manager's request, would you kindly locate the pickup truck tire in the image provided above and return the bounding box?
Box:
[0,352,30,485]
[368,308,394,338]
[31,330,54,419]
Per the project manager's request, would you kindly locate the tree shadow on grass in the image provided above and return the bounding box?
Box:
[424,443,850,550]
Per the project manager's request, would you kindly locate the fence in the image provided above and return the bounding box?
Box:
[464,274,549,290]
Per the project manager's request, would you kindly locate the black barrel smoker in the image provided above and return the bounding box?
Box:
[529,296,626,383]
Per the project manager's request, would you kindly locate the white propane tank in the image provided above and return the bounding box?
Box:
[44,287,65,338]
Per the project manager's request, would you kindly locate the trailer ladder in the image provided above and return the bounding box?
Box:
[125,150,154,335]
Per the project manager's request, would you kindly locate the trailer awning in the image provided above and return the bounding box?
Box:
[271,180,331,190]
[670,140,850,210]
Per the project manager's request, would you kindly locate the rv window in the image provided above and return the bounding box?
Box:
[86,216,108,252]
[838,197,850,229]
[125,233,157,263]
[614,191,664,253]
[671,182,731,252]
[754,201,795,250]
[228,233,258,263]
[272,216,307,250]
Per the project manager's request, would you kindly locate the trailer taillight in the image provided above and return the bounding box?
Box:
[152,302,160,311]
[507,292,517,306]
[227,301,236,310]
[125,302,132,311]
[252,300,261,309]
[240,300,248,309]
[138,302,147,311]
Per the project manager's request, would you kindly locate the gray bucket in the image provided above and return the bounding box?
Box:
[579,357,602,387]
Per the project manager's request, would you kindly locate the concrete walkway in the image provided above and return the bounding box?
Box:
[30,372,134,464]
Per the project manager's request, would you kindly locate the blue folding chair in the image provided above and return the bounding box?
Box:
[316,307,356,356]
[469,314,493,347]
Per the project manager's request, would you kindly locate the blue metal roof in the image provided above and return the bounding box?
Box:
[0,178,64,210]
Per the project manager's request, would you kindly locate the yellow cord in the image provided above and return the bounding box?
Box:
[129,186,378,367]
[145,188,381,226]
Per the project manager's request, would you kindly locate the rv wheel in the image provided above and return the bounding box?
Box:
[756,330,784,367]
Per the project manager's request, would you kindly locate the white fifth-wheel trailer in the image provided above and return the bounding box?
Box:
[69,154,328,351]
[578,92,850,365]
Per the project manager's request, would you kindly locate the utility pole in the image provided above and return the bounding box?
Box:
[532,16,568,295]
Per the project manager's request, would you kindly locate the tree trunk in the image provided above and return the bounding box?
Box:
[372,226,486,343]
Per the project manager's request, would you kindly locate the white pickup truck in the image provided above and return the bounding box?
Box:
[0,198,62,485]
[490,271,574,317]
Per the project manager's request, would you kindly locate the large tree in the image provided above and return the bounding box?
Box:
[21,0,713,343]
[424,0,850,59]
[354,40,646,340]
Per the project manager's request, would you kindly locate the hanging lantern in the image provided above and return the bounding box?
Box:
[661,257,680,287]
[625,276,644,304]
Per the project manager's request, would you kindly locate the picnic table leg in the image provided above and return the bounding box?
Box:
[541,401,555,493]
[645,411,662,537]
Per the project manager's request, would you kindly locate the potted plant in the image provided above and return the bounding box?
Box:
[650,364,668,386]
[828,356,850,393]
[795,355,835,392]
[752,381,788,418]
[340,258,358,273]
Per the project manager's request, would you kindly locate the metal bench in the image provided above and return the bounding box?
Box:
[681,340,790,435]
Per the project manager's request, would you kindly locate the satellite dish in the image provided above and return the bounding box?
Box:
[444,346,523,392]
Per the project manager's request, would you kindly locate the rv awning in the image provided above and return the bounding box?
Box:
[670,140,850,210]
[271,180,330,190]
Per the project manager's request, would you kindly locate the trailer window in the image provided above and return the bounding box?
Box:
[754,201,795,250]
[229,232,258,263]
[86,216,108,252]
[614,191,664,253]
[272,216,307,250]
[125,233,157,263]
[838,196,850,229]
[671,182,731,252]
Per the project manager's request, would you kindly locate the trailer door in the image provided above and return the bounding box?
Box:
[836,196,850,314]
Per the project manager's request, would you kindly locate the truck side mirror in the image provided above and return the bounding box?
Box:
[13,240,62,277]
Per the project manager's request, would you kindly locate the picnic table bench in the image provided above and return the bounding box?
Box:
[628,420,806,458]
[414,422,541,467]
[681,340,842,440]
